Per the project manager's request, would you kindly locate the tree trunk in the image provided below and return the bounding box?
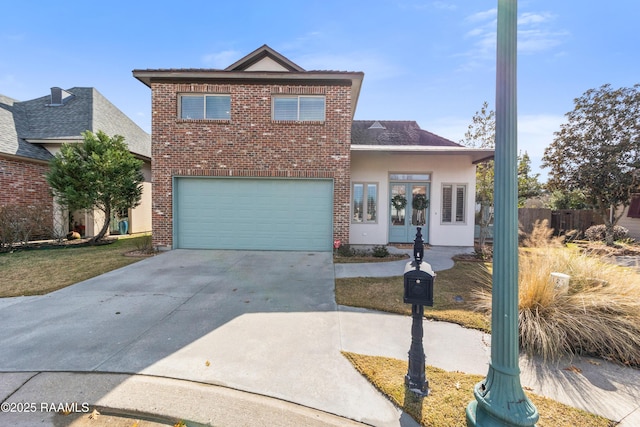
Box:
[478,202,493,250]
[91,205,111,243]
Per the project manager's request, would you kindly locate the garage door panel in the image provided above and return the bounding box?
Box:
[175,178,333,251]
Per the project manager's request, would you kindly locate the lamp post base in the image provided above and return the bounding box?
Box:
[405,375,429,397]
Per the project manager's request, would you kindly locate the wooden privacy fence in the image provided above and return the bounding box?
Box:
[518,208,603,236]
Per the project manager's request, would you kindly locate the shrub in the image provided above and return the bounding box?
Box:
[585,224,629,242]
[336,243,355,257]
[0,204,52,252]
[474,245,640,366]
[134,234,155,254]
[372,245,389,258]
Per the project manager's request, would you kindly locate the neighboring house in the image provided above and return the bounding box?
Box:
[133,45,492,251]
[618,195,640,240]
[0,87,152,238]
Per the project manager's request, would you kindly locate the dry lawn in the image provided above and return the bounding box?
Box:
[0,237,149,297]
[335,262,491,332]
[343,352,614,427]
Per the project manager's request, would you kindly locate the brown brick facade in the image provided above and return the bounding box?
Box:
[0,156,54,231]
[150,82,352,249]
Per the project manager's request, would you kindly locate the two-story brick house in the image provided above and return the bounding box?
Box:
[0,87,152,240]
[134,45,492,251]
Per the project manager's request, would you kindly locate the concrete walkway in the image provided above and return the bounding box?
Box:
[0,247,638,426]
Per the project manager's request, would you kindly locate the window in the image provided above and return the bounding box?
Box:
[352,183,377,223]
[389,173,431,181]
[273,95,325,121]
[442,184,466,224]
[180,94,230,120]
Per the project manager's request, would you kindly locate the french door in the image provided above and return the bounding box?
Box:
[389,182,430,243]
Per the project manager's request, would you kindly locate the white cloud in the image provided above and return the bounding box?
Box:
[466,8,497,23]
[518,12,553,25]
[432,1,457,11]
[201,50,243,68]
[458,7,568,70]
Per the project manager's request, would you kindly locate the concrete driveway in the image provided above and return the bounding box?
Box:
[0,250,420,426]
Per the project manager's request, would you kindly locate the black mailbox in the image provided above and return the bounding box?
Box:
[404,262,435,306]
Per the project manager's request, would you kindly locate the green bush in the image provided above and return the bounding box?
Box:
[336,243,355,257]
[372,245,389,258]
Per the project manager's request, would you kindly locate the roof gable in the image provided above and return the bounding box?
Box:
[224,44,305,72]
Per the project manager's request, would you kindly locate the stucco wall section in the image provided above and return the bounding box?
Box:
[350,151,477,246]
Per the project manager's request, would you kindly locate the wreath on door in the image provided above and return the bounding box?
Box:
[412,194,429,210]
[391,194,407,211]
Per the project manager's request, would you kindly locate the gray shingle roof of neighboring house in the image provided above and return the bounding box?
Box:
[351,120,462,147]
[0,87,150,161]
[0,94,53,161]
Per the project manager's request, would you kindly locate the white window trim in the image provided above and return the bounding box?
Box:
[272,95,326,122]
[441,183,467,225]
[352,182,378,224]
[178,94,231,120]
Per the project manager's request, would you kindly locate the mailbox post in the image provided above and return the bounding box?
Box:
[404,227,435,396]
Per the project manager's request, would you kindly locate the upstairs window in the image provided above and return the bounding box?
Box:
[273,95,325,121]
[180,94,230,120]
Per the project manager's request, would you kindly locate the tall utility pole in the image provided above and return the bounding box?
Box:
[466,1,539,426]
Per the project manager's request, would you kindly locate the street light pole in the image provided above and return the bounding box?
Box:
[466,1,539,426]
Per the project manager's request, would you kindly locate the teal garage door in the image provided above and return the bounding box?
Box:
[174,178,333,251]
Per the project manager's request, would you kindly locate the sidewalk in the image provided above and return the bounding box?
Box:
[337,245,640,426]
[1,247,638,426]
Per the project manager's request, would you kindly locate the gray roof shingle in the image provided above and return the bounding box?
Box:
[0,88,150,161]
[351,120,462,147]
[0,94,53,161]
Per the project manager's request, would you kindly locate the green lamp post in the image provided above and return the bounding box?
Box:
[466,0,539,426]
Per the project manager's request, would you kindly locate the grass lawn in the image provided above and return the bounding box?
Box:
[335,261,491,332]
[0,237,150,297]
[343,352,614,427]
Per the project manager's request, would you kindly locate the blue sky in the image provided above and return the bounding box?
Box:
[2,1,639,181]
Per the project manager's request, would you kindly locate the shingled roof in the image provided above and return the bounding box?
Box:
[351,120,462,147]
[0,94,53,161]
[0,88,150,161]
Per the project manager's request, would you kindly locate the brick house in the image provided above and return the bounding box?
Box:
[0,88,152,238]
[134,45,492,251]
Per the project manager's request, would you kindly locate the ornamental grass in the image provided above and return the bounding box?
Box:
[474,221,640,367]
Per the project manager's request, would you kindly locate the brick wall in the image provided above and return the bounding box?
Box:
[150,81,353,248]
[0,156,54,234]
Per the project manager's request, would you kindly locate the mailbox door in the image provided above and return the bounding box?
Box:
[404,272,434,306]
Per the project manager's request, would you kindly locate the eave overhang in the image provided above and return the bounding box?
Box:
[351,145,495,164]
[132,69,364,119]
